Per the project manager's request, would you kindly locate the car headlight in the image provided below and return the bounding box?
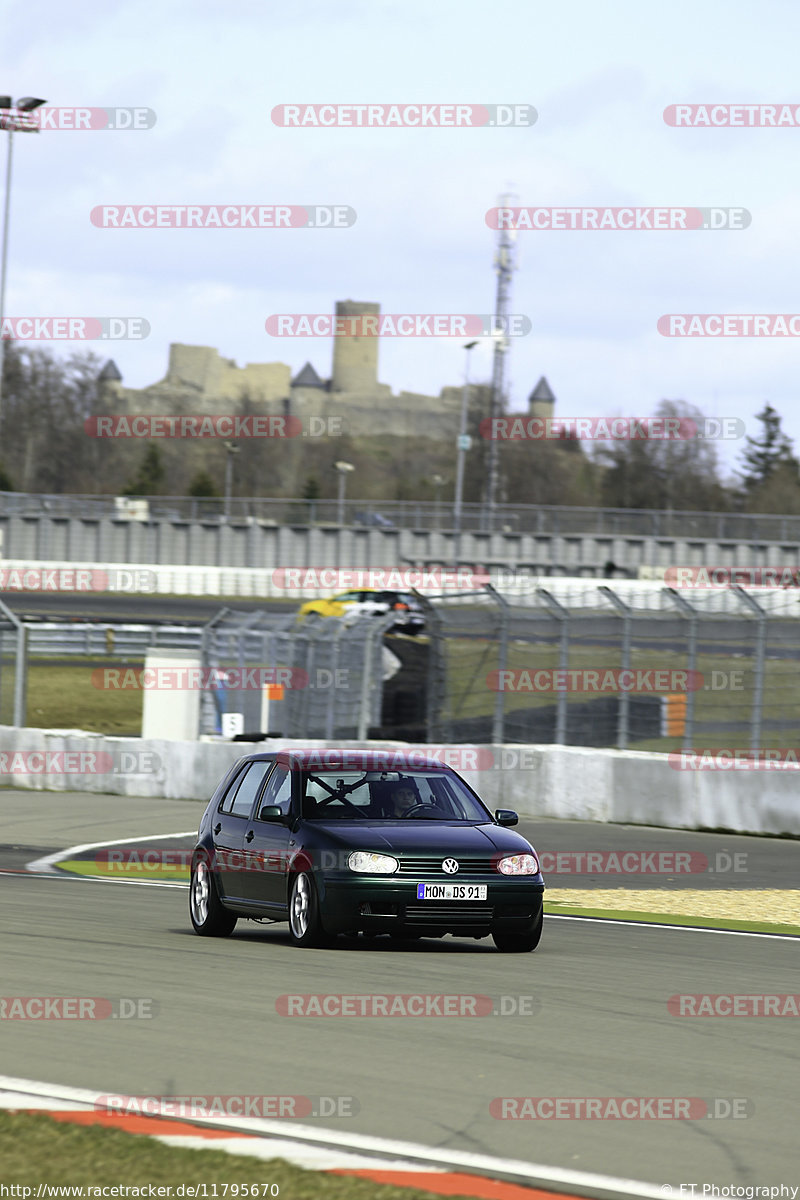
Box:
[497,853,539,875]
[348,851,399,875]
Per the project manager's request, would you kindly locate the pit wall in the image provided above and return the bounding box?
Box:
[0,727,795,836]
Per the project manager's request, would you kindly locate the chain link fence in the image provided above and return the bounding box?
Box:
[199,609,397,740]
[425,583,800,752]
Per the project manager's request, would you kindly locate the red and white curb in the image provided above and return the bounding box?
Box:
[0,1076,668,1200]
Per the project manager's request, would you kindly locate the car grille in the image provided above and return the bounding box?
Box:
[404,903,494,925]
[398,857,497,878]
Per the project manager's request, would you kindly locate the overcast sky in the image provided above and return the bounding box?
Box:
[3,0,800,477]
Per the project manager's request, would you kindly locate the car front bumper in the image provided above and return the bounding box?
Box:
[317,873,545,936]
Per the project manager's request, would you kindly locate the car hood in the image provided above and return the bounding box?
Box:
[309,821,536,857]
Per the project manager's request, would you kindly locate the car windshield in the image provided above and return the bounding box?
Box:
[300,770,490,822]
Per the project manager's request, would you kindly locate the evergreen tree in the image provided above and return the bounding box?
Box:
[187,469,220,497]
[738,404,798,492]
[124,444,166,496]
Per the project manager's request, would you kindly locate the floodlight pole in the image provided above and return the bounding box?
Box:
[0,95,46,434]
[0,127,14,432]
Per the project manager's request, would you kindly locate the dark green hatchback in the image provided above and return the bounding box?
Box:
[190,749,545,952]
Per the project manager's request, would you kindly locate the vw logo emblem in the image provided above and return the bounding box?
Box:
[442,858,459,874]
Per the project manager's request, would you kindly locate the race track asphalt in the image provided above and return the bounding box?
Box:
[1,790,799,1191]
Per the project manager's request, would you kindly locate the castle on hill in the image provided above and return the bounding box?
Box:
[98,300,556,440]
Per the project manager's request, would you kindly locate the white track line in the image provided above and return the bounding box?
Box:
[0,1074,671,1200]
[26,830,195,874]
[546,914,800,940]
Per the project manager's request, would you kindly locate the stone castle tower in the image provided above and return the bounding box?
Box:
[331,300,380,393]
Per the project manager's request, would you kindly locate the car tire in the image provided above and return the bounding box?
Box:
[492,908,543,953]
[189,853,237,937]
[288,871,328,948]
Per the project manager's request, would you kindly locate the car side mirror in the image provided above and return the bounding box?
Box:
[258,804,285,823]
[495,809,518,827]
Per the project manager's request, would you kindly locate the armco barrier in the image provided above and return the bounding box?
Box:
[0,727,798,835]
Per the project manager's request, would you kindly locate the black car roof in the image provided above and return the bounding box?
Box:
[237,749,456,773]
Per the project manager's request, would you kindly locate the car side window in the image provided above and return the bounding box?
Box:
[218,763,250,814]
[229,761,273,819]
[257,767,292,818]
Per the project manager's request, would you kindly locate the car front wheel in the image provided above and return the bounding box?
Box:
[189,854,237,937]
[288,871,328,948]
[492,908,543,953]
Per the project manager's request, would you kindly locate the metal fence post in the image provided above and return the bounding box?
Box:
[484,585,510,745]
[599,586,631,750]
[13,622,26,727]
[0,597,27,727]
[733,586,766,752]
[537,588,570,744]
[325,619,347,740]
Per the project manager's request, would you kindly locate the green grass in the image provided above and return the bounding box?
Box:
[59,860,190,882]
[543,901,800,936]
[23,658,145,735]
[0,1111,486,1198]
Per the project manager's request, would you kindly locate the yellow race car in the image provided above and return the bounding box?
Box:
[296,588,425,634]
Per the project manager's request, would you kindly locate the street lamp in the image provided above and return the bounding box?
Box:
[431,473,444,529]
[0,95,46,433]
[333,460,355,525]
[453,340,478,564]
[223,440,240,520]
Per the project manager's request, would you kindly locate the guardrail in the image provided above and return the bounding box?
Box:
[23,623,205,657]
[4,560,800,615]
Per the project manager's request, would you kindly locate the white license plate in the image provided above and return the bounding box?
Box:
[416,883,488,900]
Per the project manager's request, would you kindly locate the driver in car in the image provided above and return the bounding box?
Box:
[391,783,420,817]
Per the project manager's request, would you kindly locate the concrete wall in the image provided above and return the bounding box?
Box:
[1,726,797,836]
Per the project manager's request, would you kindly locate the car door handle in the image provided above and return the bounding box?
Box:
[245,830,254,843]
[214,823,221,834]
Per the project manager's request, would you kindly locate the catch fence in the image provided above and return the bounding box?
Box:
[424,583,800,752]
